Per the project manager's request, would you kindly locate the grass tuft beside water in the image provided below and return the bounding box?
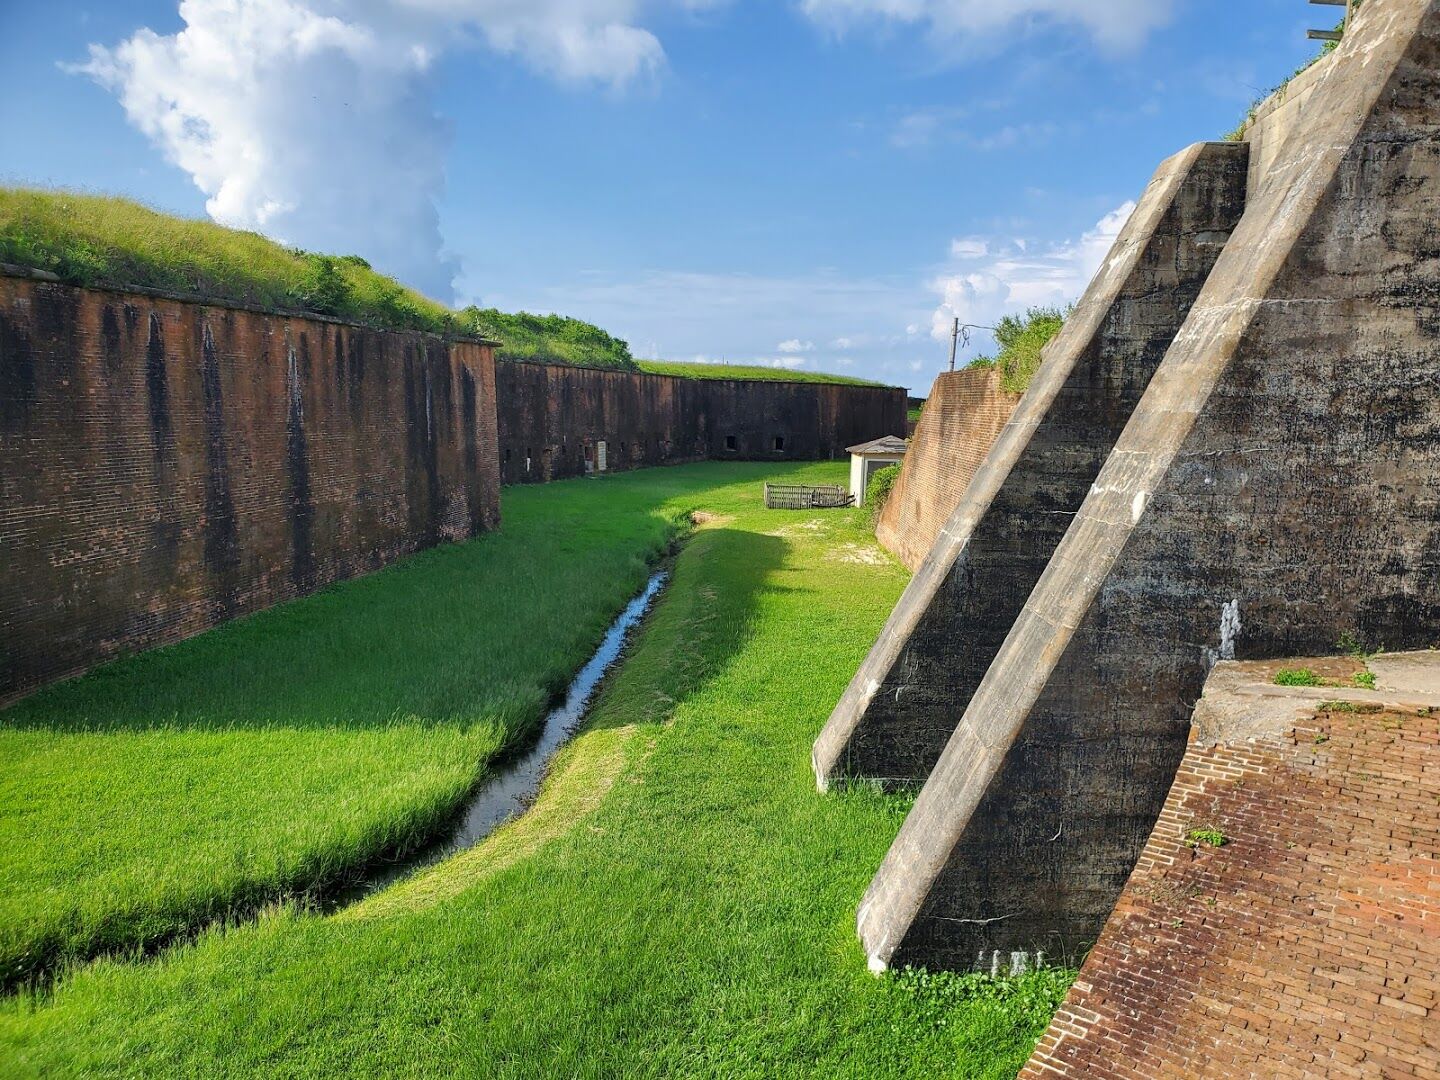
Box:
[1,462,1069,1075]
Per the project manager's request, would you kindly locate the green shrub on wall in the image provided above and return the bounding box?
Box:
[967,306,1069,394]
[458,307,636,369]
[866,463,902,524]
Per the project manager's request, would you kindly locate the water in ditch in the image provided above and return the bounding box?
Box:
[333,569,669,905]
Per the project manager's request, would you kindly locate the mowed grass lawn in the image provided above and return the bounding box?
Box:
[0,464,726,986]
[1,461,1067,1077]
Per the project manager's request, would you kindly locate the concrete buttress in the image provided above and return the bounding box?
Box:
[814,141,1249,789]
[855,0,1440,972]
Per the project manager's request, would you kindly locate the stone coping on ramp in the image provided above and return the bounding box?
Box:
[813,138,1248,790]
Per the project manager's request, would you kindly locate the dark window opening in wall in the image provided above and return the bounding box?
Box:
[773,436,786,452]
[505,448,512,462]
[725,435,737,452]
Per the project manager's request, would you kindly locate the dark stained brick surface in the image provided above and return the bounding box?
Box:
[495,360,906,485]
[874,368,1018,573]
[0,274,500,703]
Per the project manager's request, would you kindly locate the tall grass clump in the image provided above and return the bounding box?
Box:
[968,306,1068,394]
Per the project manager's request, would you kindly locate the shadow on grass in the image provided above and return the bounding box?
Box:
[584,524,789,735]
[0,518,680,736]
[0,521,789,992]
[344,523,790,917]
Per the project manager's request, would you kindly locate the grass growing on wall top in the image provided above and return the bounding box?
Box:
[0,187,636,369]
[637,358,895,387]
[1,461,1070,1077]
[967,306,1068,394]
[1223,4,1357,141]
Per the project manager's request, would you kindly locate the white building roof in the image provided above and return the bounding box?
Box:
[845,435,909,456]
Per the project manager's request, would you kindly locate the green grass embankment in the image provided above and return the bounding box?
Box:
[635,358,893,387]
[1,462,1070,1076]
[965,306,1067,394]
[0,470,700,988]
[0,187,634,368]
[0,189,884,386]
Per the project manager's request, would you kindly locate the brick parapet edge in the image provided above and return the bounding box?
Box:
[1019,705,1440,1079]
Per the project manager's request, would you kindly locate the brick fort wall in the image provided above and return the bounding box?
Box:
[495,360,908,485]
[874,367,1019,572]
[0,272,500,704]
[1021,656,1440,1079]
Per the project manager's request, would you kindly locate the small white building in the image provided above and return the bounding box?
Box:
[847,436,908,506]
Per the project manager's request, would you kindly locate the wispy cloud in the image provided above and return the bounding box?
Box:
[891,109,1058,151]
[467,199,1136,386]
[471,267,936,385]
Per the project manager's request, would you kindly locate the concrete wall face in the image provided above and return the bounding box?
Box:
[495,361,907,485]
[0,275,500,703]
[874,368,1020,572]
[815,141,1248,789]
[855,0,1440,972]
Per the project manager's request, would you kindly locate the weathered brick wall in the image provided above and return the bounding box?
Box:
[1022,665,1440,1078]
[495,360,907,485]
[874,368,1018,572]
[0,272,500,704]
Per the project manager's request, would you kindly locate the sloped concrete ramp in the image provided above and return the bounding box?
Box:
[814,140,1247,789]
[857,0,1440,972]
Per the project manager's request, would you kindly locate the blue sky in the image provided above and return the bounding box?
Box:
[1,1,1327,390]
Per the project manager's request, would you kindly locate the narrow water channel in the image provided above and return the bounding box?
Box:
[334,569,669,905]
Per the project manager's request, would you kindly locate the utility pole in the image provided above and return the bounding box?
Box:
[946,321,997,373]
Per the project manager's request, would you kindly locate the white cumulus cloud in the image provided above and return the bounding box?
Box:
[800,0,1176,52]
[75,0,675,301]
[930,200,1135,343]
[777,338,814,353]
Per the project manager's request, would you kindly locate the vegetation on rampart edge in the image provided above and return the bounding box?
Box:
[966,305,1068,394]
[636,358,894,387]
[0,461,1071,1075]
[0,187,639,368]
[1224,3,1358,141]
[0,188,887,386]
